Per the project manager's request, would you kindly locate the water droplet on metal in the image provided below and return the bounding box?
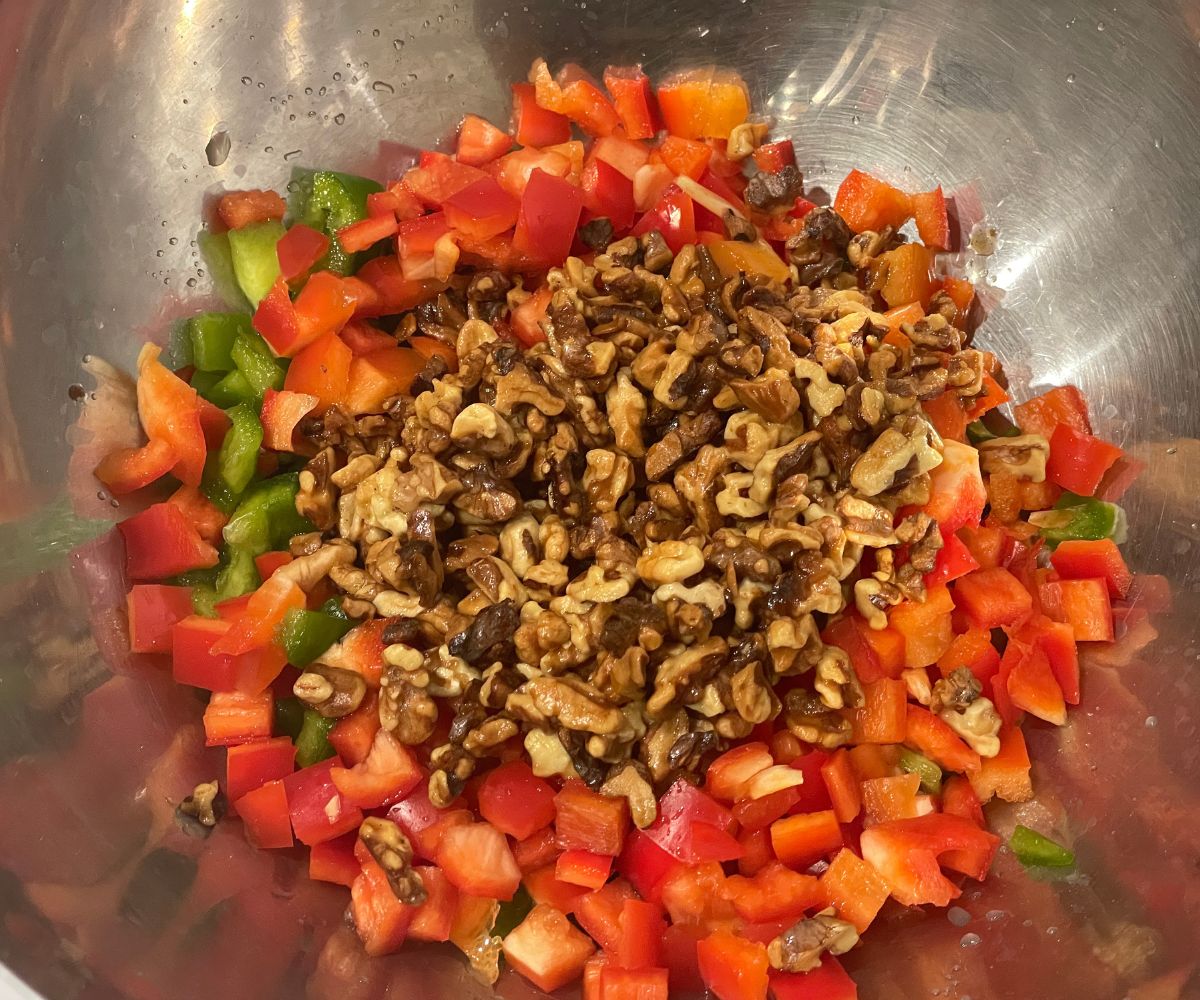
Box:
[372,80,395,94]
[241,76,252,85]
[1145,715,1158,728]
[1153,137,1164,150]
[333,71,342,81]
[1066,72,1076,83]
[333,113,346,125]
[68,383,86,401]
[319,85,328,96]
[372,27,380,36]
[851,114,861,124]
[156,249,164,258]
[168,237,178,246]
[985,909,1006,923]
[947,907,971,927]
[284,149,302,161]
[186,277,198,288]
[256,81,265,89]
[264,145,274,153]
[394,38,405,49]
[1097,20,1105,29]
[960,933,981,948]
[205,127,231,166]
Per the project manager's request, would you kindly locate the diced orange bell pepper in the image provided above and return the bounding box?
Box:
[456,113,512,166]
[905,705,981,774]
[969,724,1033,803]
[343,347,426,415]
[769,811,843,870]
[820,750,862,823]
[706,239,790,282]
[696,929,769,1000]
[833,169,913,233]
[876,242,935,309]
[936,627,1001,685]
[283,330,353,411]
[923,391,970,443]
[820,848,891,933]
[848,678,908,744]
[888,583,956,668]
[656,67,750,140]
[860,772,923,824]
[911,186,950,249]
[1005,645,1067,725]
[954,566,1033,630]
[555,780,630,857]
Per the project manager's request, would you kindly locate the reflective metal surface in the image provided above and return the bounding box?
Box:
[1,0,1198,997]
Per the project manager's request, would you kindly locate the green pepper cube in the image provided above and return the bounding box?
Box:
[204,369,257,409]
[190,369,224,397]
[274,696,306,740]
[198,230,252,312]
[214,546,261,604]
[898,748,943,795]
[218,403,265,495]
[289,168,382,275]
[1029,493,1126,547]
[231,329,285,401]
[188,313,253,372]
[228,219,286,306]
[294,709,337,768]
[1010,824,1075,869]
[222,473,312,556]
[280,607,353,668]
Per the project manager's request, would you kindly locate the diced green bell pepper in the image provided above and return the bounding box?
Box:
[222,473,312,556]
[228,220,285,306]
[1029,492,1127,547]
[190,369,224,398]
[898,748,943,795]
[217,403,264,495]
[289,168,382,275]
[215,546,261,602]
[171,567,221,617]
[279,606,353,668]
[189,313,254,372]
[198,230,252,312]
[1010,825,1075,868]
[492,886,534,938]
[230,329,286,402]
[967,414,1021,445]
[294,709,337,768]
[274,696,306,741]
[203,370,257,409]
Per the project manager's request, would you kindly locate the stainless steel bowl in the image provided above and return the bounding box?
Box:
[1,1,1198,997]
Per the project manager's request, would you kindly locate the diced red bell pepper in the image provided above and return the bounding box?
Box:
[512,82,572,147]
[443,176,520,239]
[820,848,890,933]
[848,678,908,744]
[662,924,707,995]
[329,729,423,809]
[252,276,303,356]
[94,437,177,495]
[403,152,488,207]
[1046,424,1124,496]
[173,615,286,693]
[860,813,999,907]
[905,705,981,774]
[476,760,557,840]
[1039,577,1113,641]
[1096,454,1144,501]
[719,861,823,923]
[732,787,803,831]
[911,185,950,249]
[969,724,1033,804]
[490,145,574,199]
[513,825,561,874]
[616,830,683,902]
[344,346,425,415]
[387,784,470,860]
[922,391,969,443]
[525,863,589,914]
[135,344,207,486]
[1005,645,1067,725]
[769,811,843,870]
[352,255,443,318]
[696,929,769,1000]
[202,690,272,747]
[513,168,585,266]
[581,157,636,230]
[599,966,669,1000]
[834,169,913,232]
[547,138,586,182]
[922,439,987,534]
[408,865,458,942]
[211,574,305,655]
[510,284,552,347]
[656,68,751,140]
[282,330,352,411]
[259,388,319,452]
[769,958,858,1000]
[658,863,735,926]
[555,779,631,857]
[276,223,330,280]
[821,750,863,823]
[293,269,355,346]
[554,848,613,890]
[350,858,416,956]
[860,772,922,824]
[786,751,834,814]
[283,759,364,846]
[227,735,295,802]
[337,213,399,254]
[644,779,738,862]
[327,693,380,766]
[1033,617,1080,705]
[658,135,712,180]
[630,183,697,253]
[530,59,622,137]
[437,821,521,900]
[612,897,666,970]
[954,566,1034,630]
[966,371,1010,420]
[941,775,986,827]
[308,833,361,887]
[456,113,512,166]
[705,742,775,802]
[127,584,195,654]
[936,627,1001,685]
[752,140,796,173]
[218,189,285,230]
[1013,385,1092,438]
[503,903,596,992]
[236,779,293,849]
[889,583,956,669]
[603,65,658,140]
[590,135,652,181]
[822,614,905,684]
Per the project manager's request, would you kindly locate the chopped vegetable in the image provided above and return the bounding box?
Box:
[1010,825,1075,868]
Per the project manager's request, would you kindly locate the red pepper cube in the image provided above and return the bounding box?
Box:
[820,848,890,933]
[1038,578,1114,642]
[580,157,636,231]
[456,113,512,167]
[953,566,1034,630]
[408,865,458,942]
[575,879,638,953]
[769,957,858,1000]
[329,729,424,809]
[602,65,659,140]
[118,502,218,580]
[704,742,774,802]
[283,759,364,846]
[443,176,521,240]
[769,810,844,870]
[616,830,682,903]
[502,903,596,993]
[350,860,416,956]
[172,616,287,694]
[126,584,195,654]
[275,223,330,280]
[227,735,295,803]
[513,169,584,267]
[436,821,522,901]
[1047,424,1124,496]
[1050,538,1132,598]
[308,833,361,887]
[555,849,614,891]
[337,214,400,254]
[612,897,666,971]
[511,82,572,147]
[905,704,981,774]
[696,929,770,1000]
[478,760,557,841]
[203,690,273,747]
[236,779,294,850]
[554,779,630,857]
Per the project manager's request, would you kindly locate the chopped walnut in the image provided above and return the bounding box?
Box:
[768,911,860,973]
[358,817,427,905]
[978,434,1051,483]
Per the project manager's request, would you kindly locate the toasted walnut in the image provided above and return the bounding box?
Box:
[813,646,862,711]
[978,434,1050,483]
[379,672,439,745]
[849,427,914,496]
[637,539,705,586]
[177,780,224,830]
[510,675,626,734]
[358,818,427,905]
[730,368,801,423]
[584,449,635,513]
[930,667,981,713]
[941,696,1002,757]
[600,760,658,829]
[784,688,853,749]
[730,661,780,725]
[653,580,728,617]
[647,638,728,717]
[294,665,367,718]
[727,120,770,160]
[768,911,860,973]
[275,540,356,591]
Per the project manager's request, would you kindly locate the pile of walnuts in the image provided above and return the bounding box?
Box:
[292,212,992,826]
